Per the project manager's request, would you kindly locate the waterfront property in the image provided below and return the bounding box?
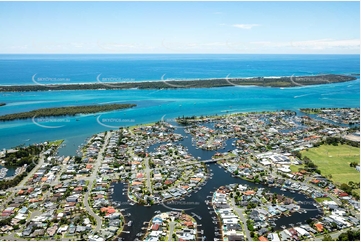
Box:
[143,211,198,241]
[0,109,359,241]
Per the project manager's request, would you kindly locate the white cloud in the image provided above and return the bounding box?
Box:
[226,38,360,53]
[244,39,360,50]
[201,42,227,47]
[232,24,260,29]
[290,39,360,50]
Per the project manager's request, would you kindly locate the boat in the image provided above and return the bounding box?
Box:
[0,167,8,179]
[127,221,132,226]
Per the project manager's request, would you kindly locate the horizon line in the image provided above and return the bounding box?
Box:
[0,53,359,55]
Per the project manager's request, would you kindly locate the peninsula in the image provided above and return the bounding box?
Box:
[0,103,136,121]
[0,74,356,92]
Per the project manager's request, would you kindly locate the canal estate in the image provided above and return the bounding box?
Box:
[0,108,359,241]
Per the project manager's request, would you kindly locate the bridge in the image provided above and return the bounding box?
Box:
[201,159,218,164]
[200,156,236,164]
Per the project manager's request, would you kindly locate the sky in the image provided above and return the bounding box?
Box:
[0,1,359,54]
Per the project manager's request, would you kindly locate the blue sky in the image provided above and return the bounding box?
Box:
[0,1,359,54]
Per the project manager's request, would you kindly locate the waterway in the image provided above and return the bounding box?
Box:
[0,164,16,178]
[111,124,322,240]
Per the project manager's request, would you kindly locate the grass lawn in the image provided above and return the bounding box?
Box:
[48,139,64,146]
[301,144,360,187]
[290,164,302,173]
[315,197,332,203]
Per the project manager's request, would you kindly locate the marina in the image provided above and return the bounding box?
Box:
[0,167,8,179]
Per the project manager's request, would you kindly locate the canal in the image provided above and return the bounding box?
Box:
[111,123,321,240]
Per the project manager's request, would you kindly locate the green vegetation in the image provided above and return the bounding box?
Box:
[315,197,332,203]
[323,136,360,148]
[290,164,301,173]
[0,169,31,190]
[300,108,322,114]
[337,229,360,241]
[48,140,64,147]
[301,144,360,185]
[0,145,44,190]
[2,145,43,167]
[0,103,136,121]
[299,144,360,197]
[322,234,333,241]
[0,74,355,92]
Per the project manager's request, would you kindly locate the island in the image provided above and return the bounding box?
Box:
[0,103,136,121]
[0,74,357,92]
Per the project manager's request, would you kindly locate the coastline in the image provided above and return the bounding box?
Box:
[0,74,356,92]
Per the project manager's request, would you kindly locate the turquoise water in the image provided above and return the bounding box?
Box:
[0,79,359,154]
[0,54,359,154]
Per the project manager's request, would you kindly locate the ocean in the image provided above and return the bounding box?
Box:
[0,54,359,155]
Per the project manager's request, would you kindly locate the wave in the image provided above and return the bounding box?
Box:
[4,101,58,106]
[294,94,312,98]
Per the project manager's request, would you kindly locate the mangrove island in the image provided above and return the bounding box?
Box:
[0,103,136,121]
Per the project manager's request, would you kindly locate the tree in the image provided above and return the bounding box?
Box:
[340,183,352,194]
[351,191,360,201]
[323,234,333,241]
[338,230,360,241]
[292,150,302,159]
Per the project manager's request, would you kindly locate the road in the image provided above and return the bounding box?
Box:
[82,131,112,233]
[245,154,344,208]
[168,219,176,241]
[313,226,360,241]
[0,153,46,241]
[50,156,69,186]
[230,197,251,241]
[0,153,45,211]
[144,157,152,194]
[20,153,45,188]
